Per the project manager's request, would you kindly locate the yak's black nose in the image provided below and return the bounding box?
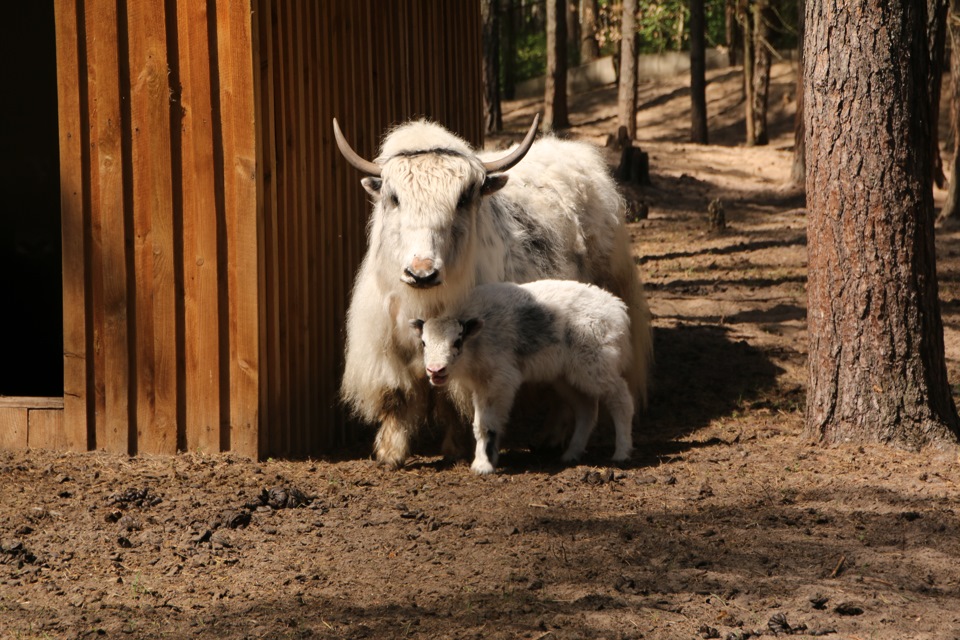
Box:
[403,267,440,288]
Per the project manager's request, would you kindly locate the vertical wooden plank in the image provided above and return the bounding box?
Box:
[304,0,320,455]
[0,409,28,450]
[292,0,310,456]
[128,0,178,455]
[254,0,279,458]
[28,410,67,451]
[85,0,131,454]
[317,0,335,450]
[55,0,91,452]
[176,0,220,453]
[218,0,261,458]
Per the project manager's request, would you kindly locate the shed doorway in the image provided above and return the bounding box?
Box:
[1,3,63,397]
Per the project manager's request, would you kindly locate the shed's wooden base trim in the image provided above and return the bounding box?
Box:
[0,397,65,451]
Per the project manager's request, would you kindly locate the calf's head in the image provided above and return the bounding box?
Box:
[410,317,484,387]
[334,116,540,299]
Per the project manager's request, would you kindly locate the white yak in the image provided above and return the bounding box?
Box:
[334,115,652,468]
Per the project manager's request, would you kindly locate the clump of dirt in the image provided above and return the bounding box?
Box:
[3,62,960,639]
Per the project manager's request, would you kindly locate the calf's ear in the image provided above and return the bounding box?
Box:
[461,318,484,340]
[481,174,508,196]
[362,177,383,199]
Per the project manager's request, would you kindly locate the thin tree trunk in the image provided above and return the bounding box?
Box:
[617,0,638,139]
[929,0,949,188]
[751,0,773,146]
[481,0,503,134]
[939,0,960,222]
[725,0,740,66]
[740,0,755,143]
[501,0,517,100]
[566,1,579,65]
[690,0,708,143]
[791,0,805,185]
[545,0,570,130]
[805,1,960,448]
[580,0,600,63]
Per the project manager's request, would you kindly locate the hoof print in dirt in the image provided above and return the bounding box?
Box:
[0,539,37,566]
[809,594,829,610]
[833,602,864,616]
[698,624,721,639]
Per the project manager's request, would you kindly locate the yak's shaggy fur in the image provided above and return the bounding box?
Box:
[414,280,635,474]
[339,119,652,468]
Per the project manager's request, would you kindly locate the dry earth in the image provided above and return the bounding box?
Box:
[4,62,960,640]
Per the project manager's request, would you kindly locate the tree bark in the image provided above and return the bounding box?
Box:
[940,0,960,222]
[544,0,570,130]
[481,0,503,134]
[690,0,709,143]
[805,2,960,449]
[579,0,600,63]
[750,0,773,146]
[566,1,579,64]
[929,0,949,188]
[790,0,805,185]
[501,0,517,100]
[617,0,638,139]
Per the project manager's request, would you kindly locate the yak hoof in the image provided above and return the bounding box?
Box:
[471,459,496,475]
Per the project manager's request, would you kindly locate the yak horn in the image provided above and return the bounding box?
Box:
[481,114,541,174]
[333,118,382,176]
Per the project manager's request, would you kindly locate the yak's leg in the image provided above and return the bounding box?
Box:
[373,389,426,469]
[605,376,635,461]
[470,392,513,475]
[561,388,600,463]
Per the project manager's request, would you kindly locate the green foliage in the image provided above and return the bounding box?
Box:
[513,29,547,85]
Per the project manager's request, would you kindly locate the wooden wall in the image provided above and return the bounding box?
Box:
[35,0,482,458]
[254,0,483,457]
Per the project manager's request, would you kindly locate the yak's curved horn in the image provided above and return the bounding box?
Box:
[333,118,382,176]
[481,113,541,174]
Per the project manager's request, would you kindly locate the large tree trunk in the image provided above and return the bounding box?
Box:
[929,0,949,188]
[566,0,579,64]
[690,0,708,143]
[544,0,569,130]
[940,0,960,222]
[617,0,638,139]
[481,0,503,134]
[805,2,960,449]
[790,0,805,185]
[750,0,773,145]
[579,0,600,63]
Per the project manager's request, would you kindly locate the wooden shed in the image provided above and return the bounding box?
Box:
[0,0,482,458]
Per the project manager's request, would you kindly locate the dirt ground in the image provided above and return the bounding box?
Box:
[5,63,960,640]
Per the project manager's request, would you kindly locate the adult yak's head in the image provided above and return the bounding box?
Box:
[334,116,539,312]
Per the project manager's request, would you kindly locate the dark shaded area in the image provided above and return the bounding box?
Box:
[0,3,63,396]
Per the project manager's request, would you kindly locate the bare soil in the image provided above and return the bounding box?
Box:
[4,63,960,640]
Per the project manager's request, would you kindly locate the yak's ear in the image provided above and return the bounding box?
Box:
[410,319,425,336]
[461,318,484,341]
[481,174,508,197]
[362,177,383,199]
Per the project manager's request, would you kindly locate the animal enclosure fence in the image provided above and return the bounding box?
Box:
[0,0,482,458]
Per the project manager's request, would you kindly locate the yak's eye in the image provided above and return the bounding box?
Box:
[456,190,472,210]
[453,339,463,350]
[390,194,400,208]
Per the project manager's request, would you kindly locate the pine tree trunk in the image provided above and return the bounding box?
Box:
[544,0,569,130]
[805,1,960,449]
[790,0,805,185]
[725,0,739,66]
[579,0,600,63]
[617,0,638,139]
[501,0,517,100]
[740,1,755,144]
[929,0,949,188]
[690,0,708,143]
[481,0,503,134]
[751,0,773,146]
[939,0,960,222]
